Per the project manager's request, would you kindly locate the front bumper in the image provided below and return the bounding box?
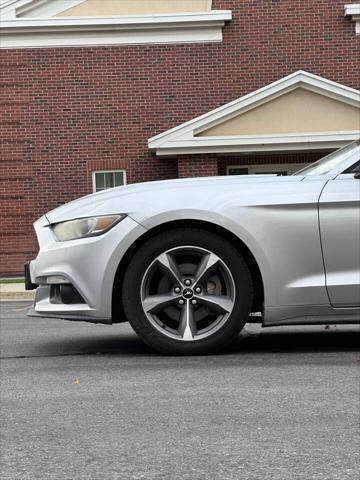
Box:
[27,214,146,323]
[24,261,38,290]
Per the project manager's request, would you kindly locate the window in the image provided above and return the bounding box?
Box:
[347,160,360,173]
[227,163,310,176]
[294,141,360,176]
[93,170,126,192]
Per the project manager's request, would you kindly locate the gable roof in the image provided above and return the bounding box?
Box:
[0,0,231,48]
[148,70,360,156]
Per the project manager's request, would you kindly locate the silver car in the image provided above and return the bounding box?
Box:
[26,140,360,354]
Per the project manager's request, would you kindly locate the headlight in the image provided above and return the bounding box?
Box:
[51,214,125,241]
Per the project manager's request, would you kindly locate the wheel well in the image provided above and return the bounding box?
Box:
[112,219,264,322]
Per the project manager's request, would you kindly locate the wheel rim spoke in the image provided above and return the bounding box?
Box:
[178,301,197,340]
[156,252,183,285]
[198,294,233,314]
[193,252,220,284]
[142,293,176,314]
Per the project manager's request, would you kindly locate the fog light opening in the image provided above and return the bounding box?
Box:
[50,284,86,305]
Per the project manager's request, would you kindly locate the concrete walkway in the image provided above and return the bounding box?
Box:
[0,282,34,301]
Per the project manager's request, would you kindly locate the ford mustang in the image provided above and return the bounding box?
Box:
[26,140,360,354]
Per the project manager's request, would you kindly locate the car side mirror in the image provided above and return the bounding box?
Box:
[354,172,360,179]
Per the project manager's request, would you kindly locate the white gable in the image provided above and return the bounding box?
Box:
[148,71,360,156]
[198,89,359,137]
[0,0,231,48]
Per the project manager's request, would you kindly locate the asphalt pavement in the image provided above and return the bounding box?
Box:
[1,301,359,480]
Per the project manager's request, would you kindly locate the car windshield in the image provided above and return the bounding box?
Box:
[293,139,360,175]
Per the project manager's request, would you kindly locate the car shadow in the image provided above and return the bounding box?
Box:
[32,332,156,358]
[3,303,359,360]
[35,324,360,359]
[227,325,360,355]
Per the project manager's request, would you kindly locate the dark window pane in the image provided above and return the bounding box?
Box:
[228,168,248,175]
[114,171,124,186]
[105,172,114,188]
[256,171,288,176]
[95,172,105,190]
[345,160,360,173]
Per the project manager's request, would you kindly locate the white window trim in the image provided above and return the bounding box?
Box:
[0,0,232,48]
[227,163,312,176]
[92,169,127,193]
[148,70,360,156]
[345,4,360,34]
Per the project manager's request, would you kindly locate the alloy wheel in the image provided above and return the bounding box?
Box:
[140,246,236,341]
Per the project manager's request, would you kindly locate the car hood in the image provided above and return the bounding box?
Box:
[45,174,305,224]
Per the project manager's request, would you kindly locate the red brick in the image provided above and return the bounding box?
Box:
[0,0,359,274]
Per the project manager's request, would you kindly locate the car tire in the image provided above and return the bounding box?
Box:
[122,228,253,355]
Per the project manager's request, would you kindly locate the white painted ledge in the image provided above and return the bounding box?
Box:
[344,4,360,34]
[0,11,232,48]
[151,132,360,156]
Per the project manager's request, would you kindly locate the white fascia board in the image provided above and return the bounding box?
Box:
[344,4,360,15]
[344,4,360,34]
[1,0,38,19]
[0,11,232,48]
[16,0,86,18]
[0,25,224,48]
[0,0,86,19]
[1,11,232,27]
[153,132,360,156]
[0,0,19,18]
[148,71,360,150]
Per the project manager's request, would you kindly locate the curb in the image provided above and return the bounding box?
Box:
[0,292,35,302]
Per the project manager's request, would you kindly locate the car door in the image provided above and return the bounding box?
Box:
[319,171,360,307]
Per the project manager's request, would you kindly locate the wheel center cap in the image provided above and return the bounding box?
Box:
[183,288,194,299]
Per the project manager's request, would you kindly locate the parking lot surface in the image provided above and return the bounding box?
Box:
[0,302,359,480]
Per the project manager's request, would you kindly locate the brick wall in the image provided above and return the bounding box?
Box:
[178,156,219,178]
[1,0,359,275]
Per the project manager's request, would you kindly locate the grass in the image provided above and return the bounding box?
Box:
[0,278,24,284]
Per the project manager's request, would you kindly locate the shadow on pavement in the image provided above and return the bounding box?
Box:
[1,302,359,359]
[36,333,156,357]
[36,325,360,358]
[229,326,360,354]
